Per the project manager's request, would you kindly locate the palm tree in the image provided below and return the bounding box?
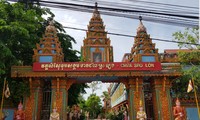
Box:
[101,91,111,113]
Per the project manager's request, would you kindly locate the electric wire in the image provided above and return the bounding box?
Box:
[77,0,199,14]
[8,0,198,27]
[39,0,199,20]
[39,2,198,27]
[63,26,200,46]
[122,0,198,9]
[6,0,199,45]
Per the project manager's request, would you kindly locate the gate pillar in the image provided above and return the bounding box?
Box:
[128,77,144,120]
[51,78,74,120]
[24,78,43,120]
[151,77,173,120]
[51,78,67,120]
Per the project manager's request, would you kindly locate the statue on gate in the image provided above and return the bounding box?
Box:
[136,100,147,120]
[50,102,60,120]
[173,98,186,120]
[72,105,81,120]
[14,102,25,120]
[85,111,89,120]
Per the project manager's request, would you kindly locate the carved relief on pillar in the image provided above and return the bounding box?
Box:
[51,78,75,120]
[130,78,144,109]
[127,77,144,120]
[151,77,173,120]
[25,79,43,120]
[25,91,34,120]
[51,78,62,117]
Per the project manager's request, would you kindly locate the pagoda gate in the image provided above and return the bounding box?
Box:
[11,3,182,120]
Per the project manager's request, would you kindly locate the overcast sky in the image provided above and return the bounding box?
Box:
[44,0,199,100]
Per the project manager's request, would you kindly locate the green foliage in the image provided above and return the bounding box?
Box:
[172,27,200,96]
[85,94,102,119]
[0,1,86,106]
[106,111,124,120]
[101,91,110,100]
[68,84,88,106]
[173,27,199,49]
[183,65,200,90]
[178,51,200,64]
[77,94,87,110]
[0,1,48,105]
[89,81,101,94]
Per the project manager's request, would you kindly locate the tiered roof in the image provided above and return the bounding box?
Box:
[33,21,64,62]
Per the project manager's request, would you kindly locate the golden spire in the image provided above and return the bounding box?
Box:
[95,2,98,10]
[46,19,56,32]
[93,2,100,18]
[137,16,147,34]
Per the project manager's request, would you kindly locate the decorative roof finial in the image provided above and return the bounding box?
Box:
[95,2,98,8]
[137,15,147,34]
[49,20,54,26]
[46,19,56,31]
[139,16,142,22]
[93,2,100,17]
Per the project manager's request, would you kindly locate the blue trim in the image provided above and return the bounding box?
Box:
[142,56,155,62]
[186,108,199,120]
[39,56,53,62]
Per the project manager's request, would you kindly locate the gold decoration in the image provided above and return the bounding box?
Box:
[163,77,166,92]
[139,100,142,107]
[136,78,139,93]
[53,101,57,109]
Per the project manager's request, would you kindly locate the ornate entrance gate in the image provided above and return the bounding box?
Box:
[10,3,182,120]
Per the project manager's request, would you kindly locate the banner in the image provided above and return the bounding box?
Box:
[33,62,162,71]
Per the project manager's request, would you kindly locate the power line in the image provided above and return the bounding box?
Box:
[39,2,198,27]
[63,26,200,46]
[39,0,199,20]
[80,0,199,14]
[8,0,198,27]
[122,0,199,9]
[6,0,200,45]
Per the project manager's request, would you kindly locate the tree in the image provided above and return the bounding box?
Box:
[89,81,102,94]
[101,91,110,101]
[173,27,199,49]
[77,94,86,109]
[0,1,87,106]
[68,84,88,106]
[85,94,102,119]
[0,1,50,105]
[172,27,200,97]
